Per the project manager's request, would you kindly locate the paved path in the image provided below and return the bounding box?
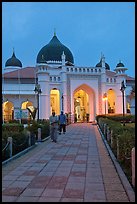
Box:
[2,123,135,202]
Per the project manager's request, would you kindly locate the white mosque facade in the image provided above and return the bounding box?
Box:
[2,33,135,123]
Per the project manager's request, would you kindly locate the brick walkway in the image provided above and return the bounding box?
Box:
[2,123,135,202]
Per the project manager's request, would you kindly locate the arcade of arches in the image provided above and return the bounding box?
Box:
[2,100,34,122]
[2,87,131,122]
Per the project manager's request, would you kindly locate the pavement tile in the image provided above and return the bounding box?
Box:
[84,190,106,200]
[74,160,87,164]
[2,196,18,202]
[8,170,25,176]
[62,189,84,198]
[60,198,83,202]
[2,180,14,188]
[42,188,64,197]
[38,197,61,202]
[65,182,85,190]
[16,175,35,181]
[9,180,30,188]
[3,175,19,181]
[106,191,129,201]
[2,187,24,196]
[15,196,39,202]
[68,176,85,183]
[104,183,126,191]
[70,171,86,177]
[23,170,39,176]
[85,183,105,191]
[21,188,44,196]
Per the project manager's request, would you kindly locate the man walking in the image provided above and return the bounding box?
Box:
[49,111,58,143]
[58,111,66,135]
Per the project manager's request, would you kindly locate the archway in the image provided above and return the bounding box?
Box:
[107,89,116,114]
[21,100,34,120]
[73,84,95,122]
[50,89,60,115]
[3,101,14,122]
[74,90,89,122]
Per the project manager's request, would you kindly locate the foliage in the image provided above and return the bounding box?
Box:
[26,119,50,140]
[2,123,24,132]
[97,115,135,186]
[27,107,37,120]
[2,130,28,161]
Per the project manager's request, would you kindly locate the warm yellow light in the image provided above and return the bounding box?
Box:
[102,93,108,101]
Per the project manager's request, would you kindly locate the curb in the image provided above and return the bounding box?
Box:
[97,124,135,202]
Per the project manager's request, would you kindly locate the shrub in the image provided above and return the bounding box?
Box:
[2,123,24,132]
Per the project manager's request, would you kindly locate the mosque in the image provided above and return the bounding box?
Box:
[2,32,135,123]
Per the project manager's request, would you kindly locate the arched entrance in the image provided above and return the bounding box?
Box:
[3,101,14,122]
[74,90,89,122]
[73,84,95,122]
[50,89,60,115]
[21,100,34,120]
[107,89,116,114]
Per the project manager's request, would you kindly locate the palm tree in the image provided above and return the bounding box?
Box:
[27,107,37,120]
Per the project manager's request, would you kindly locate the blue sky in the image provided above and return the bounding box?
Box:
[2,2,135,77]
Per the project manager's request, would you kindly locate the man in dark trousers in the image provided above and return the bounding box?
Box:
[58,111,66,135]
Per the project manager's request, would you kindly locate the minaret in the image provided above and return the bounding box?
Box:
[114,60,128,76]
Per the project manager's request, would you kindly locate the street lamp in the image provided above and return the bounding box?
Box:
[120,80,126,126]
[103,93,108,115]
[61,94,64,112]
[34,84,42,121]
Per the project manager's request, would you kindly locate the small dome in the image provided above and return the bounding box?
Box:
[5,51,22,67]
[37,34,74,64]
[96,60,110,70]
[116,62,125,67]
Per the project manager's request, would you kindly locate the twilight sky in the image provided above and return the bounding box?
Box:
[2,2,135,77]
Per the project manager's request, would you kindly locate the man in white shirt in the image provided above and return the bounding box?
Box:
[49,112,58,143]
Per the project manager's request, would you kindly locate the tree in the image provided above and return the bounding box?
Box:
[27,107,37,120]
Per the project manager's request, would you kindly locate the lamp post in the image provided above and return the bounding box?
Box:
[103,93,107,115]
[34,84,42,121]
[120,80,126,126]
[61,94,64,112]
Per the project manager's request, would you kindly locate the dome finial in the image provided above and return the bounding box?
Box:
[12,47,15,57]
[54,28,56,36]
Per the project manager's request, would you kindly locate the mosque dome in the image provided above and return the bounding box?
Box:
[36,33,74,64]
[116,62,125,67]
[96,60,110,70]
[5,51,22,67]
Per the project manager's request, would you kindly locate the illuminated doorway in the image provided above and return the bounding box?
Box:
[21,100,34,120]
[3,101,14,122]
[107,89,116,114]
[74,89,89,122]
[50,89,60,115]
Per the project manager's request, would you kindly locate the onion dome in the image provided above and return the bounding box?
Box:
[5,50,22,67]
[96,60,110,70]
[116,61,125,67]
[37,33,74,64]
